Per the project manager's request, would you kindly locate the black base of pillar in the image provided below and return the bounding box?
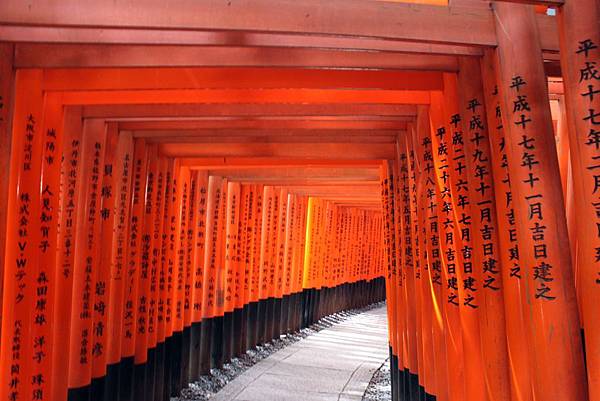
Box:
[211,315,225,369]
[169,330,183,397]
[407,370,419,401]
[222,311,234,363]
[265,297,275,343]
[233,307,245,356]
[256,298,267,344]
[103,362,119,401]
[246,301,259,350]
[67,385,91,401]
[146,347,157,401]
[199,318,213,375]
[92,374,107,401]
[180,327,192,391]
[189,322,202,381]
[392,363,397,401]
[280,294,290,334]
[118,356,135,401]
[418,385,425,401]
[133,360,147,401]
[154,341,166,401]
[273,297,282,340]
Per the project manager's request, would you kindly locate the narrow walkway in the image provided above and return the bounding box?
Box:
[212,306,389,401]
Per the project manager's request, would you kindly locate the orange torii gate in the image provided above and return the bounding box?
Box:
[0,1,599,401]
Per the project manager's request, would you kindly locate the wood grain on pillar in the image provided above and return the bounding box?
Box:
[557,0,600,399]
[493,2,588,400]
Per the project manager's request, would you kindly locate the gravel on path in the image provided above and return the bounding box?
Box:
[176,302,386,401]
[362,357,392,401]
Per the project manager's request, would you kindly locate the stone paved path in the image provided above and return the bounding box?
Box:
[211,306,389,401]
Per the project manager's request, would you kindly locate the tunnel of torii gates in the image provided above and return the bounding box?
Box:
[0,1,598,401]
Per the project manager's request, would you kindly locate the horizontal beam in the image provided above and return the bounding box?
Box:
[158,142,396,159]
[211,166,380,181]
[544,60,562,77]
[119,119,408,131]
[117,116,413,123]
[41,68,443,91]
[120,115,413,122]
[324,198,382,206]
[132,129,405,139]
[536,13,560,54]
[293,194,380,201]
[224,179,381,186]
[332,200,381,206]
[292,196,381,202]
[0,0,559,51]
[14,44,459,70]
[81,104,418,119]
[278,183,380,191]
[116,115,415,123]
[182,158,385,168]
[59,89,432,106]
[144,135,398,144]
[548,79,564,95]
[290,190,380,197]
[0,26,482,55]
[0,0,495,46]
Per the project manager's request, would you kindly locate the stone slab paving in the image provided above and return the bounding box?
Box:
[211,306,389,401]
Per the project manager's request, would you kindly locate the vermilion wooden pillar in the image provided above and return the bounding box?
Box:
[103,131,134,401]
[147,155,167,397]
[234,183,248,354]
[383,160,401,400]
[0,70,43,401]
[52,109,84,401]
[290,195,299,326]
[213,177,228,367]
[416,105,446,401]
[392,156,408,401]
[493,3,588,400]
[398,133,419,401]
[428,91,464,401]
[123,138,149,401]
[258,186,274,341]
[189,170,207,380]
[441,74,487,401]
[158,158,177,397]
[557,1,600,399]
[91,123,118,396]
[293,195,305,329]
[480,49,533,401]
[281,192,293,333]
[133,145,159,391]
[456,57,511,401]
[69,119,109,399]
[419,105,450,401]
[411,112,434,400]
[28,93,63,401]
[406,126,426,399]
[223,181,240,361]
[0,44,14,330]
[181,164,196,386]
[250,185,263,340]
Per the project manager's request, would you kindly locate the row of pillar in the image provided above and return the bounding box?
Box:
[382,2,599,401]
[0,75,386,401]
